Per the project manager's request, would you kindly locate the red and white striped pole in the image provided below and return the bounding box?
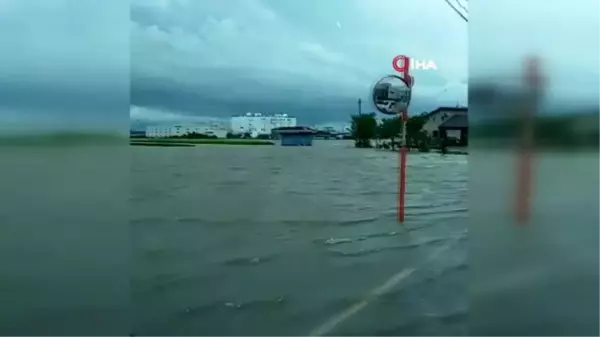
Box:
[399,104,408,223]
[392,55,412,223]
[515,56,543,224]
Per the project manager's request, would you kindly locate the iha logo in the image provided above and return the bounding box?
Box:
[392,55,438,72]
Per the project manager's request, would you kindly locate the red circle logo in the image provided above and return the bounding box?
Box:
[392,55,409,73]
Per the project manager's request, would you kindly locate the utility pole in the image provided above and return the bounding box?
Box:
[357,98,362,115]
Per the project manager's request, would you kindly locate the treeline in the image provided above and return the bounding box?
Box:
[171,132,273,140]
[169,132,218,139]
[225,132,270,139]
[472,113,599,148]
[350,112,432,151]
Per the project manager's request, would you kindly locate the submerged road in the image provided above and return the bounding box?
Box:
[131,140,468,335]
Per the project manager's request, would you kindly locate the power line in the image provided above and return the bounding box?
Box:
[443,0,468,22]
[454,0,468,13]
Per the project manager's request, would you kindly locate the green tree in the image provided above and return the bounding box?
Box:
[377,116,402,149]
[406,112,429,150]
[351,112,433,151]
[406,112,428,135]
[351,113,377,148]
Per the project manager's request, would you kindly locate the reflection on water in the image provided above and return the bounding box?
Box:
[131,140,468,335]
[0,145,130,335]
[470,151,599,336]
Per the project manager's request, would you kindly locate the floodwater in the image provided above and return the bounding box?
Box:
[469,149,600,336]
[3,141,595,335]
[0,144,131,335]
[131,140,468,335]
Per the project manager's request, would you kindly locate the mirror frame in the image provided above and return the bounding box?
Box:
[372,74,413,116]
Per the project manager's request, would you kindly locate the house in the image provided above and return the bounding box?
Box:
[271,126,315,146]
[421,107,468,138]
[439,113,468,146]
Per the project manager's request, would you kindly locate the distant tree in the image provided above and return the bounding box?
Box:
[191,132,217,139]
[351,113,378,148]
[350,111,436,151]
[406,112,430,150]
[377,116,402,149]
[371,113,430,151]
[406,112,428,135]
[227,132,246,139]
[170,132,217,139]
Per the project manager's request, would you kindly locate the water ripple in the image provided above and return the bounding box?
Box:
[337,216,380,226]
[316,231,400,246]
[179,296,286,318]
[223,254,276,266]
[328,237,449,258]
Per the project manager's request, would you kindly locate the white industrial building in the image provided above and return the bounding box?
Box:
[230,113,297,137]
[145,123,228,138]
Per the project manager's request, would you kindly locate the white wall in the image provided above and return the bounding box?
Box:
[231,113,297,135]
[446,129,462,139]
[422,109,467,137]
[145,114,297,138]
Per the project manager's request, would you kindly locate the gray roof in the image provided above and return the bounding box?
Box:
[439,114,468,128]
[272,126,315,134]
[425,106,468,119]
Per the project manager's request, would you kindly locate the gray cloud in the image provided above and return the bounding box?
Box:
[2,0,596,133]
[130,0,468,126]
[0,0,469,133]
[0,0,129,133]
[469,0,599,106]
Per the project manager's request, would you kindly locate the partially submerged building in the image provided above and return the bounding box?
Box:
[271,126,315,146]
[438,113,468,146]
[145,123,228,138]
[421,107,468,139]
[231,113,297,137]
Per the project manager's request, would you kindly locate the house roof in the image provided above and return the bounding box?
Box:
[276,130,315,135]
[272,126,312,131]
[425,106,468,118]
[439,114,468,129]
[272,126,315,134]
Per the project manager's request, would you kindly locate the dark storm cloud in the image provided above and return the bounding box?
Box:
[129,0,469,125]
[0,71,129,133]
[0,0,129,132]
[131,74,364,122]
[0,77,128,116]
[130,58,452,125]
[130,60,380,124]
[131,72,436,128]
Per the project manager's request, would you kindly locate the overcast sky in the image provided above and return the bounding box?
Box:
[0,0,129,133]
[130,0,468,128]
[0,0,597,133]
